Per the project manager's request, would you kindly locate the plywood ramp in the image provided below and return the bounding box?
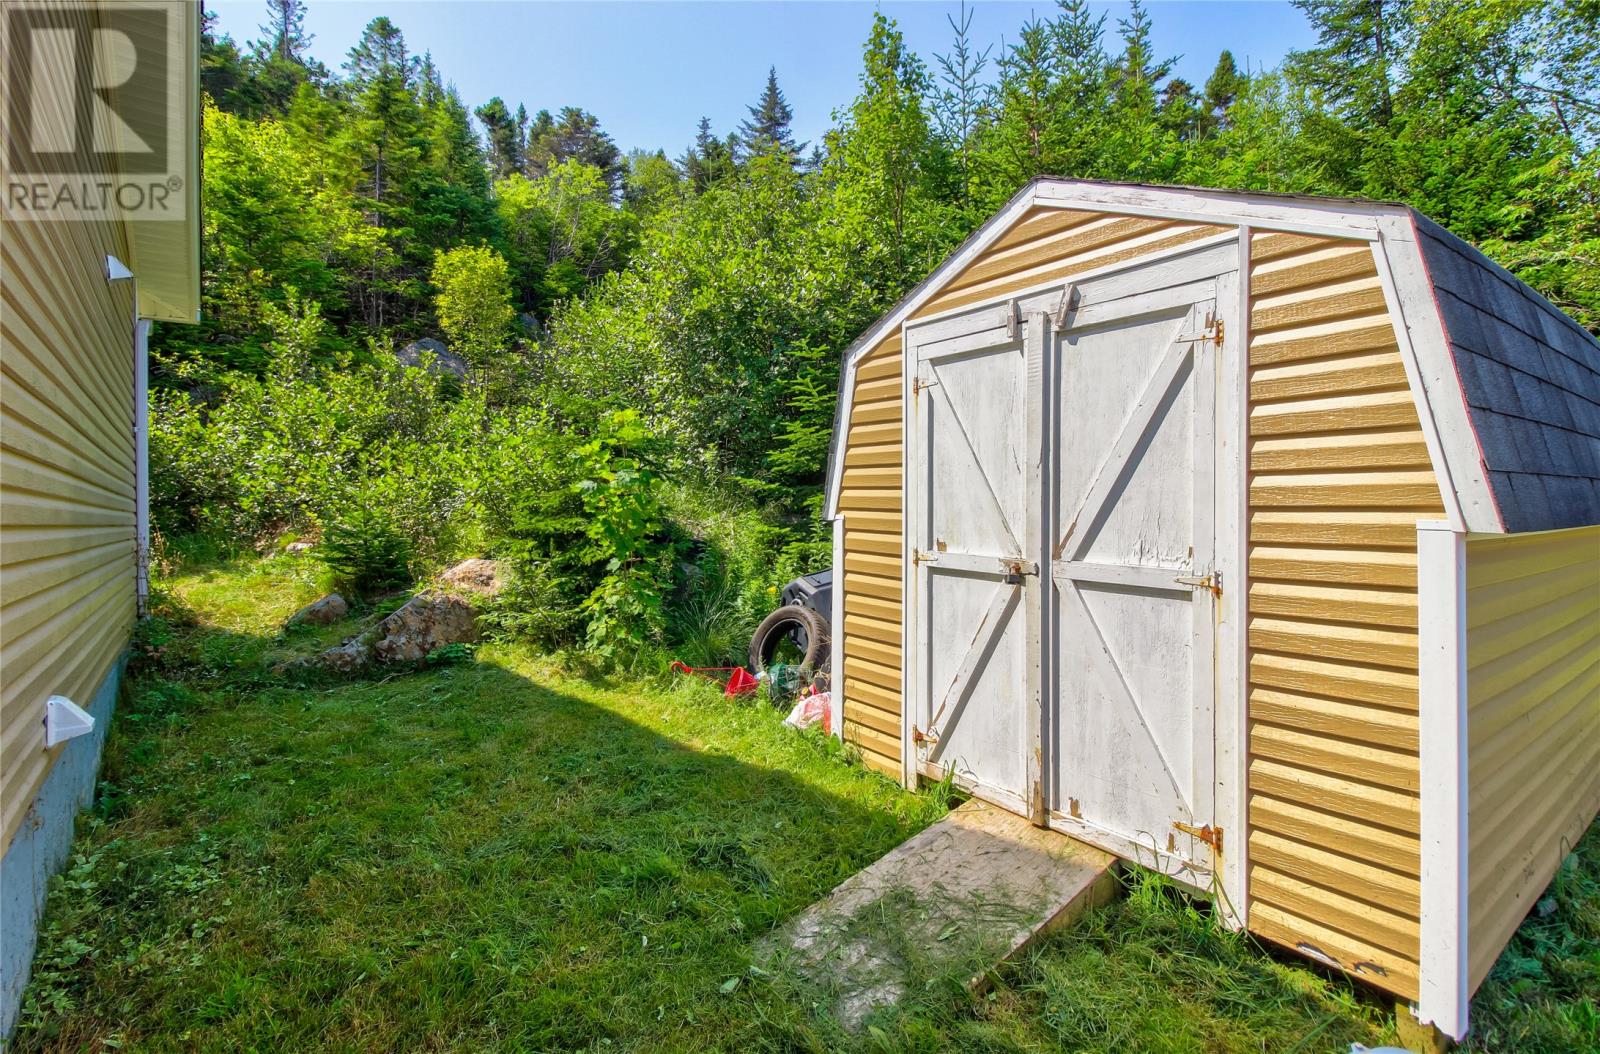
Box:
[1464,526,1600,990]
[1244,231,1441,1000]
[769,799,1117,1029]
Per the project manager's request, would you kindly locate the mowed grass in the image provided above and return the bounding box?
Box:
[14,555,1597,1052]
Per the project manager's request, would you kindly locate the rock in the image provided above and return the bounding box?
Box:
[372,591,478,664]
[435,558,503,597]
[284,540,315,553]
[315,638,372,673]
[396,337,469,379]
[519,312,543,338]
[287,593,348,626]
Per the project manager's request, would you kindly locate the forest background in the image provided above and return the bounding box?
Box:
[160,0,1599,661]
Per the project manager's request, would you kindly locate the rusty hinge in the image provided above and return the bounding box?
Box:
[1173,570,1222,598]
[1179,311,1225,347]
[912,375,939,396]
[912,725,938,745]
[912,548,939,565]
[1173,821,1223,854]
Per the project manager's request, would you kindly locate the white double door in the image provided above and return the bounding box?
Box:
[909,261,1232,875]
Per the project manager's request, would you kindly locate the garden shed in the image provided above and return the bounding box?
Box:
[822,179,1600,1040]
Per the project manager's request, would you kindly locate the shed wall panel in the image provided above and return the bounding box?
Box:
[1463,526,1600,990]
[1244,233,1443,1001]
[1,196,137,847]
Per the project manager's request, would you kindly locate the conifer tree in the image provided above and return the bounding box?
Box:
[1202,50,1246,135]
[738,67,805,163]
[260,0,311,62]
[932,0,990,207]
[476,97,526,179]
[680,116,733,192]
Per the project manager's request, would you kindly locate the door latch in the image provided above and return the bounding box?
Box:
[1173,570,1222,597]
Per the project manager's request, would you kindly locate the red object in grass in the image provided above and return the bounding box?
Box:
[723,666,759,697]
[670,661,761,698]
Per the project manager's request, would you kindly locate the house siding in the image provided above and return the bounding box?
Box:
[1,0,138,853]
[1463,525,1600,990]
[1243,231,1444,1000]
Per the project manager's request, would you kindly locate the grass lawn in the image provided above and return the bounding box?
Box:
[13,554,1597,1052]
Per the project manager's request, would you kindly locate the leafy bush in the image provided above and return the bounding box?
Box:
[319,507,413,599]
[575,410,670,656]
[150,295,487,566]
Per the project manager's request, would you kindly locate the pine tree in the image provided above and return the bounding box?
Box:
[475,97,526,179]
[679,116,733,192]
[1289,0,1406,128]
[260,0,311,62]
[1202,50,1246,135]
[738,67,805,163]
[526,107,623,193]
[932,0,991,206]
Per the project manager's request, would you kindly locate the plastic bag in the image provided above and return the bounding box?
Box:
[783,691,831,734]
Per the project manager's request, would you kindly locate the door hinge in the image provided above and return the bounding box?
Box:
[912,548,938,565]
[912,375,939,396]
[1173,570,1222,598]
[1179,311,1224,347]
[1173,821,1223,854]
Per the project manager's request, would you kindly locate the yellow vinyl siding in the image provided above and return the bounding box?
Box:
[1463,526,1600,991]
[1244,231,1442,1000]
[839,335,905,775]
[913,209,1229,318]
[2,15,139,848]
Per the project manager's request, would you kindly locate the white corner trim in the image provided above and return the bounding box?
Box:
[899,318,918,790]
[1212,233,1250,929]
[829,514,845,741]
[1416,520,1470,1041]
[1374,214,1501,533]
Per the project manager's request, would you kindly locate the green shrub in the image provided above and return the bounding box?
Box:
[319,507,413,599]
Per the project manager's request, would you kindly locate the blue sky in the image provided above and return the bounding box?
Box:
[210,1,1318,157]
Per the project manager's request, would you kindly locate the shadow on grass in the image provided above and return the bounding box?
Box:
[14,586,1416,1054]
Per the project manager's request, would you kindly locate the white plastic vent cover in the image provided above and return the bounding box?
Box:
[44,695,95,748]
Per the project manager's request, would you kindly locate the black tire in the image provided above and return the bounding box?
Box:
[749,604,829,673]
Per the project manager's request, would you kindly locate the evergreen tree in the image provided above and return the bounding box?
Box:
[932,0,991,207]
[738,67,805,163]
[200,8,256,115]
[1159,78,1201,139]
[476,97,527,179]
[526,107,624,193]
[341,16,425,331]
[1203,50,1246,135]
[679,116,734,192]
[1289,0,1407,128]
[260,0,311,62]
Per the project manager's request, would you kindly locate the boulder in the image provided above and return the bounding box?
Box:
[371,591,478,664]
[287,593,348,627]
[435,558,503,597]
[396,337,469,379]
[284,540,315,554]
[315,638,372,673]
